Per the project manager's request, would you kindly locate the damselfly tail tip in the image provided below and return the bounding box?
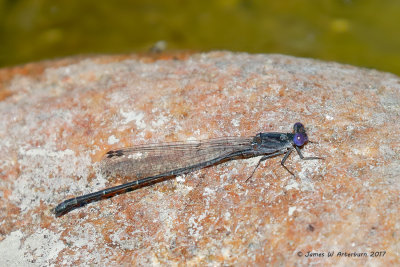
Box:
[50,204,65,217]
[50,207,59,216]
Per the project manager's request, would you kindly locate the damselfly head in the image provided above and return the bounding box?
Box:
[293,122,306,133]
[293,122,308,146]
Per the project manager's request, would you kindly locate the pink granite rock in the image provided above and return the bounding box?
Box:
[0,52,399,265]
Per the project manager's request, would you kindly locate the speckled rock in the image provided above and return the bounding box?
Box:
[0,52,399,266]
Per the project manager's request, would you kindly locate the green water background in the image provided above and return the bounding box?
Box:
[0,0,399,75]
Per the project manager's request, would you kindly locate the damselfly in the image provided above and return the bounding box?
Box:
[52,122,323,217]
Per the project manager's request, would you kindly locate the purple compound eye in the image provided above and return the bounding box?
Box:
[293,133,308,146]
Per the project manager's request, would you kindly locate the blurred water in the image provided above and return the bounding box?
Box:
[0,0,399,75]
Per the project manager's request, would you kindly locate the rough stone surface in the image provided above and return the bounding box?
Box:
[0,52,399,266]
